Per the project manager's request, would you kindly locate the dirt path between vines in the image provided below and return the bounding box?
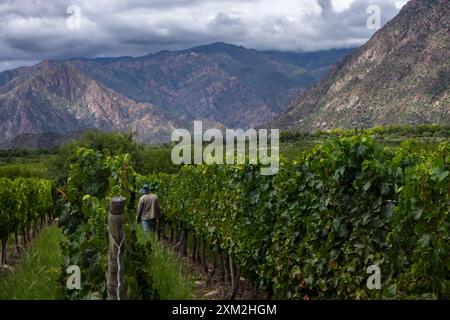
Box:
[0,221,56,277]
[160,239,267,300]
[0,233,40,276]
[0,243,23,275]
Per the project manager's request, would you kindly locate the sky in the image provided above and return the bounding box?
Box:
[0,0,409,71]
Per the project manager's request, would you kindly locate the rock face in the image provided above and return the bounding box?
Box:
[272,0,450,131]
[0,63,176,144]
[0,43,352,145]
[65,43,352,129]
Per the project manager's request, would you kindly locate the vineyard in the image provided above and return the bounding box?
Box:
[58,148,156,299]
[0,178,54,266]
[0,134,449,300]
[139,136,450,299]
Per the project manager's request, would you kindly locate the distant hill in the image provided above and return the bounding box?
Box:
[272,0,449,131]
[0,62,177,145]
[2,131,88,150]
[0,43,353,146]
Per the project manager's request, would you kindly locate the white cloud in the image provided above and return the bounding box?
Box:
[394,0,409,9]
[331,0,355,12]
[0,0,409,71]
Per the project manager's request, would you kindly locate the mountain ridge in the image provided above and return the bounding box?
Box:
[0,43,354,146]
[272,0,449,130]
[0,62,177,145]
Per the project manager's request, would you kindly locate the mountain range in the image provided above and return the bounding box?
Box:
[272,0,449,130]
[0,43,353,147]
[0,0,448,148]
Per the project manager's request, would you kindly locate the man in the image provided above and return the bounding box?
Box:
[136,184,161,232]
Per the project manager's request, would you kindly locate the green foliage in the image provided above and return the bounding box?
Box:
[59,147,157,300]
[48,131,141,185]
[136,145,180,175]
[280,125,450,160]
[0,163,50,179]
[49,131,178,185]
[386,142,450,299]
[280,124,450,143]
[0,148,55,164]
[0,177,54,239]
[140,136,450,299]
[140,231,194,300]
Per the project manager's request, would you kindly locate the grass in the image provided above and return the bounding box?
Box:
[280,138,325,160]
[0,226,64,300]
[136,227,195,300]
[279,136,448,161]
[0,151,55,167]
[0,224,194,300]
[0,163,50,179]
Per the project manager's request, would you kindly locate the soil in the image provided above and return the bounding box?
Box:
[161,238,268,300]
[0,236,32,275]
[0,223,52,276]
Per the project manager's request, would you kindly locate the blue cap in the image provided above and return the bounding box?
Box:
[140,184,150,194]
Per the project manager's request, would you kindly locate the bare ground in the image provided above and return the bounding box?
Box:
[0,237,34,275]
[160,239,267,300]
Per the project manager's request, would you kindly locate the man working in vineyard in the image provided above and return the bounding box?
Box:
[136,184,161,233]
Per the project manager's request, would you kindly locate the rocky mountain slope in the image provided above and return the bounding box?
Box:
[68,43,353,128]
[272,0,449,130]
[0,43,352,146]
[0,62,176,145]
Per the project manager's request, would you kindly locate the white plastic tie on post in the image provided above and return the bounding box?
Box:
[109,228,125,300]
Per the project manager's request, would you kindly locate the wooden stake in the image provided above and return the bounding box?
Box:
[106,196,128,300]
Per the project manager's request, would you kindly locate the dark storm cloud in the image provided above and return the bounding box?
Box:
[0,0,409,71]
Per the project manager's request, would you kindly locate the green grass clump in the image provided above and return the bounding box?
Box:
[136,228,194,300]
[0,226,64,300]
[0,163,50,179]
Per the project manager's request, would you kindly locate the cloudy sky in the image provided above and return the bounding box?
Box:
[0,0,409,71]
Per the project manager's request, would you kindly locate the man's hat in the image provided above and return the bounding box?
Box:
[140,184,150,194]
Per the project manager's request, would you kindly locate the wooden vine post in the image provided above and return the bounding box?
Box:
[107,196,128,300]
[1,235,7,267]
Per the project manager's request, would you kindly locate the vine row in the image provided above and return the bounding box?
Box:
[139,136,449,299]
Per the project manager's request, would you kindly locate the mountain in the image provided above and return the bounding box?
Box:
[272,0,449,131]
[0,62,177,145]
[0,43,353,146]
[66,43,353,128]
